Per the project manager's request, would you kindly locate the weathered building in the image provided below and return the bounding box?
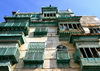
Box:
[0,5,100,71]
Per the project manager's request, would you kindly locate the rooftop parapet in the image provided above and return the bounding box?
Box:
[42,5,58,13]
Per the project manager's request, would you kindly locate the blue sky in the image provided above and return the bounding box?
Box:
[0,0,100,22]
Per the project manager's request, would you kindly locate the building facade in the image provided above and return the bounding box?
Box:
[0,5,100,71]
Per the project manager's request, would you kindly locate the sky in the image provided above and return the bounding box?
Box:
[0,0,100,22]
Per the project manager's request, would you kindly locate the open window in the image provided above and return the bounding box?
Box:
[73,24,77,29]
[44,14,46,17]
[89,28,100,33]
[47,13,49,17]
[53,13,56,17]
[43,13,56,17]
[60,24,63,29]
[64,24,68,30]
[57,45,67,52]
[68,24,73,29]
[79,48,100,58]
[56,45,70,68]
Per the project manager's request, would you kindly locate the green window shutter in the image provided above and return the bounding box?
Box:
[34,27,48,37]
[23,42,45,68]
[56,45,70,68]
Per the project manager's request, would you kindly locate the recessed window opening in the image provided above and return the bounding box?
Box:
[97,28,100,33]
[47,13,49,17]
[44,14,46,17]
[93,29,98,33]
[68,24,72,28]
[89,29,94,33]
[96,48,100,57]
[91,29,95,33]
[97,48,100,51]
[73,24,77,29]
[60,24,63,29]
[77,24,81,29]
[64,24,68,30]
[80,48,99,58]
[56,45,67,52]
[91,48,99,58]
[79,48,87,58]
[84,48,93,58]
[50,13,52,17]
[53,13,56,17]
[97,28,100,31]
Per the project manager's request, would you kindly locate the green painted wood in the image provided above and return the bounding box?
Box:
[0,61,11,71]
[0,34,25,44]
[56,45,70,68]
[24,51,44,68]
[34,27,48,37]
[0,47,20,65]
[24,42,45,68]
[0,22,29,35]
[57,52,70,63]
[28,42,45,50]
[30,22,57,27]
[81,58,100,71]
[74,44,100,71]
[56,52,70,68]
[75,42,100,49]
[70,35,100,44]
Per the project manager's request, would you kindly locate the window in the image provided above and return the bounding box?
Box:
[60,24,63,29]
[89,28,100,33]
[47,13,49,17]
[68,24,72,28]
[59,23,83,32]
[56,45,70,68]
[44,14,46,17]
[44,13,56,17]
[54,13,56,17]
[79,48,100,58]
[50,13,52,17]
[23,42,45,68]
[73,24,77,29]
[64,24,68,30]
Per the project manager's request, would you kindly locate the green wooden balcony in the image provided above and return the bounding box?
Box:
[24,51,44,68]
[58,23,84,41]
[73,41,100,71]
[0,34,25,44]
[28,42,45,50]
[0,61,11,71]
[81,58,100,71]
[0,30,23,34]
[23,42,45,68]
[56,45,70,68]
[0,42,19,48]
[70,34,100,44]
[0,47,20,65]
[34,27,48,37]
[57,53,70,62]
[0,22,29,35]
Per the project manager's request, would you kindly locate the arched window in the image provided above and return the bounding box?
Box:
[56,45,67,52]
